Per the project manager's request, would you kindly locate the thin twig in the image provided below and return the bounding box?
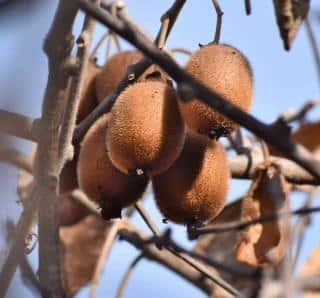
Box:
[120,221,243,297]
[0,109,40,142]
[70,189,100,215]
[115,254,143,298]
[90,31,111,59]
[78,0,320,183]
[278,98,320,124]
[169,47,192,56]
[58,0,100,166]
[245,0,251,15]
[73,0,187,144]
[135,202,160,235]
[305,17,320,90]
[190,206,320,238]
[130,205,242,297]
[211,0,223,44]
[158,18,170,49]
[291,189,317,269]
[0,144,32,173]
[120,228,259,281]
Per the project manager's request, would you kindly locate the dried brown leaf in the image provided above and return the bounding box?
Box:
[273,0,310,50]
[60,215,109,296]
[235,163,290,267]
[194,199,258,297]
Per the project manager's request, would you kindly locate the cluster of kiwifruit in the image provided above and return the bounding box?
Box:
[61,42,254,226]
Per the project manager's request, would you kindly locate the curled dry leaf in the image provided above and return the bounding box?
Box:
[270,121,320,191]
[299,245,320,298]
[273,0,310,50]
[60,215,109,296]
[235,163,291,267]
[193,199,258,298]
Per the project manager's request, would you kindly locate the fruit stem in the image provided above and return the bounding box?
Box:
[211,0,223,44]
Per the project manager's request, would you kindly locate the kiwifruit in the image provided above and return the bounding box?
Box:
[76,60,101,123]
[77,114,148,219]
[59,194,89,226]
[95,51,142,102]
[152,131,229,225]
[59,158,78,195]
[106,80,185,176]
[179,43,253,139]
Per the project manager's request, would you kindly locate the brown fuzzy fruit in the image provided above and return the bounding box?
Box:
[77,114,148,219]
[95,51,142,102]
[59,158,78,195]
[76,60,101,122]
[152,131,229,224]
[180,43,253,139]
[106,80,185,176]
[59,194,89,226]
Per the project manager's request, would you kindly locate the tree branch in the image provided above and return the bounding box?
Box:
[115,254,143,298]
[58,0,100,166]
[0,109,40,142]
[0,144,32,173]
[78,0,320,183]
[189,206,320,238]
[34,1,78,296]
[228,151,317,185]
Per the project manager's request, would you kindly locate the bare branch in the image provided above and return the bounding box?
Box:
[115,254,143,298]
[58,0,100,167]
[189,206,320,238]
[119,227,259,282]
[278,98,320,124]
[135,202,160,235]
[119,221,239,296]
[211,0,223,44]
[34,0,78,296]
[0,144,32,173]
[305,18,320,89]
[0,109,40,142]
[228,151,317,185]
[133,203,240,296]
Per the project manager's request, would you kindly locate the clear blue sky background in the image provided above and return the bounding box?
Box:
[0,1,319,297]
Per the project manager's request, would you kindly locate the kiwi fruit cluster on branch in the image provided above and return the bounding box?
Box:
[61,41,253,226]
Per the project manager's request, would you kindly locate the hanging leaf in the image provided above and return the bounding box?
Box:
[194,199,258,297]
[273,0,310,50]
[235,163,290,267]
[60,215,109,296]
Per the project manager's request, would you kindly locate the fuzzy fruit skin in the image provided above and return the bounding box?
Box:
[76,60,101,122]
[180,44,253,138]
[152,131,229,224]
[77,114,148,219]
[106,80,185,176]
[95,51,142,102]
[59,194,89,226]
[59,158,78,195]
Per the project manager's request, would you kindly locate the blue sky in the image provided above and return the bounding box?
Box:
[0,1,319,297]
